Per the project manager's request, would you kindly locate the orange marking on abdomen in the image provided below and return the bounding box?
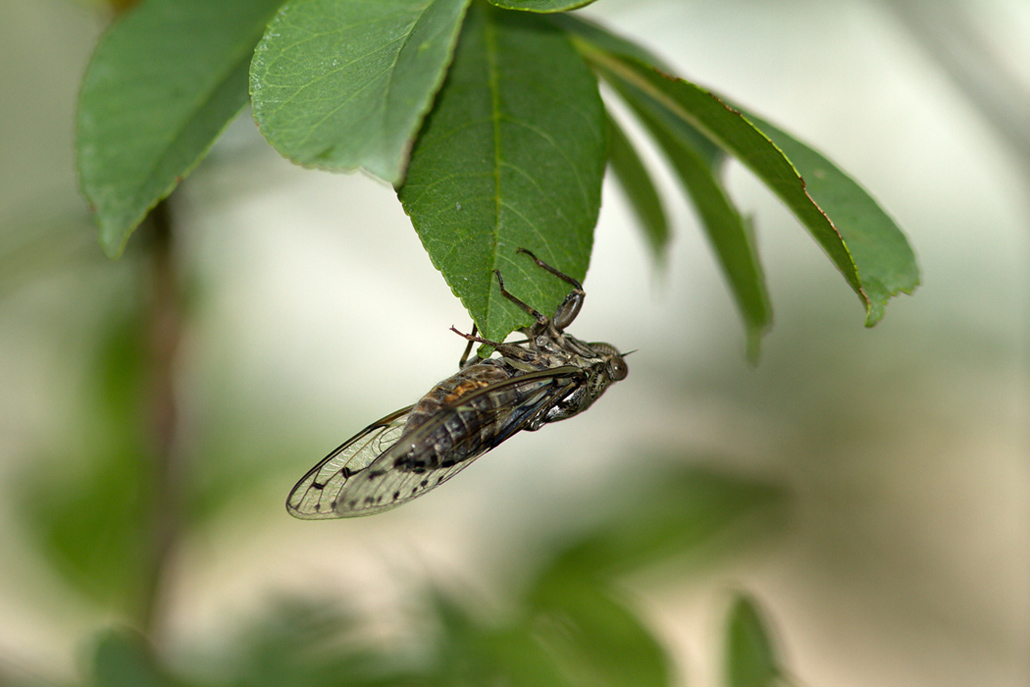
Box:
[442,378,492,405]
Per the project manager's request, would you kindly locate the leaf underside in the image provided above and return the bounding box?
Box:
[605,112,670,261]
[398,2,607,342]
[77,0,284,258]
[558,14,918,327]
[251,0,471,184]
[79,1,918,339]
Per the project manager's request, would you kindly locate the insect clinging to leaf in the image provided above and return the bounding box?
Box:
[286,248,628,519]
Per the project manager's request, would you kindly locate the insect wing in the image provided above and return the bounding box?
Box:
[328,445,478,517]
[317,366,586,518]
[286,406,414,519]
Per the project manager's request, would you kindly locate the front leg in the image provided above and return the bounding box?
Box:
[516,248,585,330]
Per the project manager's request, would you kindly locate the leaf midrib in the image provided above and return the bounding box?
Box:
[485,7,503,332]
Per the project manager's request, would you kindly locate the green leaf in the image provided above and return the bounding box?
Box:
[548,13,675,73]
[566,21,918,324]
[725,594,783,687]
[530,577,670,687]
[224,598,420,687]
[584,53,860,302]
[738,113,920,325]
[487,0,598,13]
[26,443,151,611]
[432,591,575,687]
[76,0,284,258]
[250,0,471,184]
[91,629,174,687]
[614,81,771,353]
[606,113,670,261]
[393,2,601,341]
[552,13,725,166]
[398,3,606,341]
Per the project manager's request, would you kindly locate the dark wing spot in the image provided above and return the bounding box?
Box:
[393,491,400,501]
[420,479,429,487]
[341,467,352,478]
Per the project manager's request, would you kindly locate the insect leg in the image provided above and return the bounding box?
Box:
[495,268,548,326]
[517,248,585,330]
[449,326,541,364]
[458,324,478,368]
[517,248,583,291]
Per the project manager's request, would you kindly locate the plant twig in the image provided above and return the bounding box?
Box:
[137,198,184,641]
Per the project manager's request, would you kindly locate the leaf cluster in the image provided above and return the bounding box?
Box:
[76,0,918,349]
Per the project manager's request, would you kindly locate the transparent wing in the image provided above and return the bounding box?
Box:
[286,406,414,519]
[293,366,585,519]
[329,447,483,518]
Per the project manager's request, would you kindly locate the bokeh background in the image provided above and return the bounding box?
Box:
[1,0,1027,685]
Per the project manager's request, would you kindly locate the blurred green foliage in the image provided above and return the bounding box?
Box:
[69,458,790,687]
[20,296,154,616]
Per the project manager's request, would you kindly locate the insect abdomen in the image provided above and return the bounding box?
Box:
[393,360,519,472]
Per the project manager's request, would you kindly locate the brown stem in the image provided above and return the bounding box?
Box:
[137,198,183,641]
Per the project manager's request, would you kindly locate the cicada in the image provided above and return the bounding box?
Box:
[286,249,628,519]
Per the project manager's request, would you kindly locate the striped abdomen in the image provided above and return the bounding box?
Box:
[392,359,522,472]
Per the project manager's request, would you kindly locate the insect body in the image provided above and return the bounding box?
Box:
[286,249,628,519]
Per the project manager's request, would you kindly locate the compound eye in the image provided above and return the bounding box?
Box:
[608,356,628,381]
